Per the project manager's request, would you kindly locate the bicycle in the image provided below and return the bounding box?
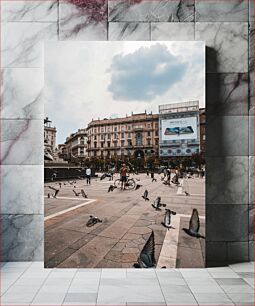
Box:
[114,176,136,190]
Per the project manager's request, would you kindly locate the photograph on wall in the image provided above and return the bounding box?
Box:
[44,41,205,268]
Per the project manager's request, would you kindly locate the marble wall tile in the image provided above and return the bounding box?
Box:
[227,242,249,262]
[1,68,44,119]
[248,24,254,114]
[206,156,249,205]
[109,22,150,40]
[0,214,43,261]
[206,242,227,266]
[249,156,254,206]
[108,0,195,22]
[206,73,248,116]
[249,116,254,155]
[196,0,248,22]
[250,0,254,22]
[206,205,249,242]
[195,22,248,73]
[0,119,43,165]
[151,22,194,40]
[206,116,248,156]
[1,22,58,68]
[1,0,58,22]
[59,1,107,40]
[1,165,43,214]
[248,204,254,241]
[249,241,254,261]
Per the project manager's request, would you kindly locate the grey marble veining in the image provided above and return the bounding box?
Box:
[249,156,254,206]
[109,22,150,40]
[108,0,195,22]
[196,0,248,22]
[249,116,254,155]
[59,1,107,40]
[250,0,254,21]
[206,156,249,205]
[1,68,44,119]
[1,0,58,22]
[206,116,248,156]
[249,24,254,114]
[248,204,254,241]
[0,119,43,165]
[1,22,58,68]
[151,22,194,40]
[195,22,248,73]
[207,205,249,242]
[206,73,248,116]
[1,165,43,214]
[0,214,43,261]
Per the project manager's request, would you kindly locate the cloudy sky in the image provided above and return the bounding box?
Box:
[45,41,205,145]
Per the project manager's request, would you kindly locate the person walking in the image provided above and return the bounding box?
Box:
[86,166,91,185]
[120,163,127,190]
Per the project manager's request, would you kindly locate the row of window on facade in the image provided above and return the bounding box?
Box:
[89,130,158,141]
[88,122,158,134]
[91,137,159,148]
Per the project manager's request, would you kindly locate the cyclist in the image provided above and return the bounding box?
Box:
[120,163,128,190]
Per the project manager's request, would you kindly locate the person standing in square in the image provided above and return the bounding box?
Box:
[86,166,91,185]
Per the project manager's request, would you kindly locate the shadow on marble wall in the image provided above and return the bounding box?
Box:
[205,46,250,266]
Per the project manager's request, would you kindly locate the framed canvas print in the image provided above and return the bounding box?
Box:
[44,41,205,268]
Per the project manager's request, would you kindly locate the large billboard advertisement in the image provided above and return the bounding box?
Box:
[161,117,197,141]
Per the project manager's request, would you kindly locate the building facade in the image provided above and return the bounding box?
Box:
[64,129,88,161]
[44,120,57,153]
[86,112,159,166]
[159,101,200,158]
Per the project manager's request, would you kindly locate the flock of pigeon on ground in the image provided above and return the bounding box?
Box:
[45,171,205,268]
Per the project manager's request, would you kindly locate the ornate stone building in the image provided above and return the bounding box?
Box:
[44,119,57,153]
[64,128,88,161]
[86,112,159,166]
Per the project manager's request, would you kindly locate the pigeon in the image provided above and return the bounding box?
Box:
[151,197,166,211]
[161,209,176,230]
[72,189,80,196]
[135,184,142,190]
[184,191,190,196]
[142,190,149,201]
[86,215,102,227]
[133,231,156,268]
[163,180,170,186]
[100,173,107,180]
[52,189,59,198]
[182,209,205,239]
[108,185,117,193]
[81,189,88,198]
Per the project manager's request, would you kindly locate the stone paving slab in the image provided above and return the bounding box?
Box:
[44,174,205,268]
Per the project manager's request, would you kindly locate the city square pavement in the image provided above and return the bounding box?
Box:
[44,173,205,268]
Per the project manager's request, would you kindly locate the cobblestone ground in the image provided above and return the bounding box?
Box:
[44,172,205,268]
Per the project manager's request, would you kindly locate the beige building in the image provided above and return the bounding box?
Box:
[44,120,57,153]
[64,129,88,161]
[86,112,159,162]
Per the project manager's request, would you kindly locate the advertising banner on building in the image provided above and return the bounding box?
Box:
[161,117,197,141]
